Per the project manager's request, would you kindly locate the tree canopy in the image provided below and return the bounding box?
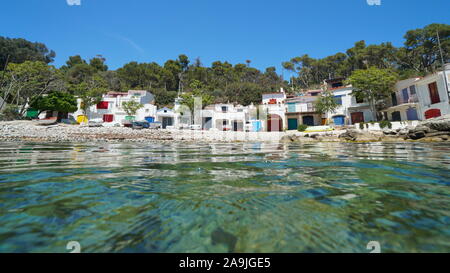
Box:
[30,91,78,114]
[346,67,399,121]
[122,100,143,116]
[0,37,55,70]
[283,23,449,90]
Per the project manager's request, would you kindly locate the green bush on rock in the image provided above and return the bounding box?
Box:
[298,124,308,132]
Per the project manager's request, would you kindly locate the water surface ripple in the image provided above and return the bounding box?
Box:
[0,142,449,253]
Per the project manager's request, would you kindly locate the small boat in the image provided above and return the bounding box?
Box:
[88,118,103,127]
[149,121,162,129]
[35,117,57,125]
[132,121,144,129]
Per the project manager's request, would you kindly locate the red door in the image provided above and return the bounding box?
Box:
[428,82,440,104]
[350,112,364,124]
[103,114,114,122]
[424,109,441,119]
[268,114,283,131]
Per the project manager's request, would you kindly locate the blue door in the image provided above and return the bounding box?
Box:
[251,121,262,132]
[402,88,409,103]
[288,118,298,130]
[392,111,401,121]
[406,108,418,120]
[333,115,345,126]
[145,116,155,123]
[302,116,314,126]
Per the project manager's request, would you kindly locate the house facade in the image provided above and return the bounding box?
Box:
[325,79,374,125]
[156,107,178,129]
[383,78,421,122]
[201,103,254,131]
[285,95,323,130]
[414,67,450,120]
[73,90,157,123]
[261,91,286,131]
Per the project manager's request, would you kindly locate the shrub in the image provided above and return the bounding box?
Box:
[297,124,308,132]
[0,105,22,121]
[379,120,392,129]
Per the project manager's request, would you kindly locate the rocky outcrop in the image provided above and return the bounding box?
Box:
[405,114,450,141]
[419,114,450,131]
[339,129,383,142]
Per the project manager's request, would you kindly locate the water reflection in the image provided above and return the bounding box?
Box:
[0,142,449,252]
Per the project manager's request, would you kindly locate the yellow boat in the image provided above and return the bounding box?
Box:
[76,115,88,124]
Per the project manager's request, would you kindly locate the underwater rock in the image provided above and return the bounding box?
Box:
[211,227,237,253]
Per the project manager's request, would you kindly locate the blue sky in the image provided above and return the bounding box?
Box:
[1,0,449,77]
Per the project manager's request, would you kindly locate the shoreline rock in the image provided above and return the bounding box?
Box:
[1,115,450,143]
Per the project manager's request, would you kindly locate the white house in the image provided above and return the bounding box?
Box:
[325,79,374,125]
[156,107,178,129]
[73,90,157,124]
[201,103,253,131]
[383,77,421,121]
[414,65,450,120]
[261,90,287,131]
[285,95,324,130]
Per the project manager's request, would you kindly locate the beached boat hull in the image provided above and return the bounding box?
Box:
[35,117,57,125]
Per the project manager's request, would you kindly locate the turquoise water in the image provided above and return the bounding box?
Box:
[0,142,449,253]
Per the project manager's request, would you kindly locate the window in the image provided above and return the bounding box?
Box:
[222,120,227,126]
[391,93,398,106]
[402,88,409,102]
[96,101,108,109]
[331,82,343,88]
[221,106,227,112]
[428,82,440,104]
[333,95,342,105]
[287,103,296,112]
[409,85,416,95]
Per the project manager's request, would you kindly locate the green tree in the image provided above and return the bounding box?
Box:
[65,55,87,69]
[314,90,339,120]
[152,88,177,107]
[0,37,55,70]
[89,55,108,72]
[225,82,263,106]
[2,61,58,115]
[179,80,214,113]
[71,74,108,114]
[396,23,450,74]
[30,91,78,115]
[346,67,398,121]
[122,100,143,116]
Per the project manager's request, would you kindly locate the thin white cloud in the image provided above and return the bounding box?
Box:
[104,32,146,57]
[117,35,146,56]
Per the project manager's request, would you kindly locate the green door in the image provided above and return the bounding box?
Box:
[26,109,39,118]
[288,118,298,130]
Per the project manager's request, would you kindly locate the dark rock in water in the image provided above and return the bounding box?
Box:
[280,135,295,142]
[339,129,358,141]
[211,227,237,252]
[408,130,426,140]
[382,129,397,135]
